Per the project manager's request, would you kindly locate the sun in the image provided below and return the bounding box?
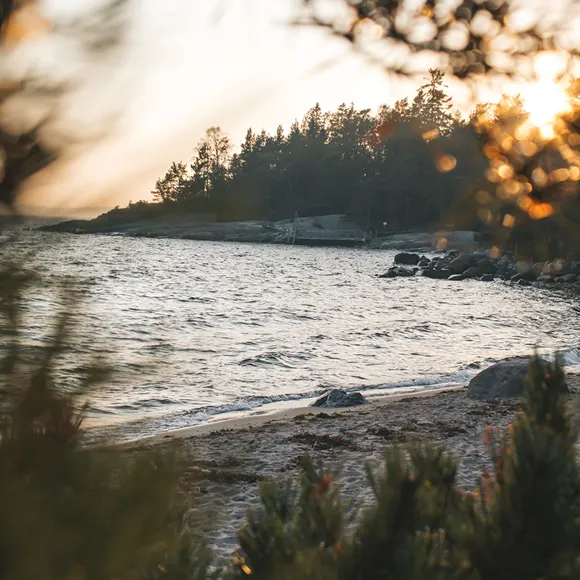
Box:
[518,50,573,139]
[520,80,572,139]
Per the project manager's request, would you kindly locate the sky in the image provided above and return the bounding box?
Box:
[3,0,579,215]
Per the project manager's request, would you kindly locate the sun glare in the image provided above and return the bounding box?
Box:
[519,51,573,140]
[521,80,572,139]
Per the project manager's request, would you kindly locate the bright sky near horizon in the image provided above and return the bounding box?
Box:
[7,0,578,214]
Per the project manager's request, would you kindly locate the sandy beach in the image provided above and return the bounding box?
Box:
[128,375,580,560]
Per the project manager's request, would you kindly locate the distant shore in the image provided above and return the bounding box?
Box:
[38,212,482,252]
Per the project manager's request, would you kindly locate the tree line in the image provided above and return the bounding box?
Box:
[150,70,493,231]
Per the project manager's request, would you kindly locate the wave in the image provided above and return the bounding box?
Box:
[86,345,580,443]
[239,351,311,368]
[172,347,580,425]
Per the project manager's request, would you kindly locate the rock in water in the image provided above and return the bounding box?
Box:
[312,389,369,408]
[467,358,568,399]
[422,268,452,279]
[448,252,471,273]
[476,259,496,274]
[462,266,480,279]
[394,252,420,265]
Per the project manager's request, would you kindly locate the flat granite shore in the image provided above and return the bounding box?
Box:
[129,376,580,560]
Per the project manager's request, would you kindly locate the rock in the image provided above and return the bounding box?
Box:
[513,270,537,282]
[422,268,452,280]
[476,259,496,274]
[518,279,532,286]
[395,252,421,265]
[448,274,465,281]
[480,274,494,282]
[462,266,481,279]
[468,357,568,399]
[537,275,554,283]
[542,259,568,276]
[449,252,472,274]
[533,262,547,274]
[396,267,415,277]
[470,251,488,264]
[378,271,397,278]
[311,389,369,408]
[417,260,431,268]
[515,260,532,274]
[560,273,577,283]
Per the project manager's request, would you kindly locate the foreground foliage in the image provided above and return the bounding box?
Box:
[0,261,210,580]
[1,260,579,579]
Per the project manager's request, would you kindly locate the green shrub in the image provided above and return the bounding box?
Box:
[232,355,580,580]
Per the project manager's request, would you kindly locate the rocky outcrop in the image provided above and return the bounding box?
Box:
[378,251,580,287]
[468,357,569,399]
[311,389,369,408]
[376,231,480,251]
[394,252,421,265]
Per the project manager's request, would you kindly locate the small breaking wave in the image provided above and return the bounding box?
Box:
[239,351,311,368]
[84,346,580,444]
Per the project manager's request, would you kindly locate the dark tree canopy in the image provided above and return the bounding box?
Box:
[147,71,485,232]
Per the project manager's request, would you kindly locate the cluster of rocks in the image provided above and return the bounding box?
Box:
[379,250,580,286]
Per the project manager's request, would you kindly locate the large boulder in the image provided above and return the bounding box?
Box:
[449,252,472,274]
[467,358,568,399]
[395,252,421,265]
[312,389,369,408]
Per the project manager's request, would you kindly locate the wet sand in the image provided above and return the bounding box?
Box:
[130,376,580,560]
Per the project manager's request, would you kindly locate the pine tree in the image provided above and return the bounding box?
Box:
[462,355,580,579]
[412,69,456,138]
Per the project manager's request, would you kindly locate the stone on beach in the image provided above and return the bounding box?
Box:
[311,389,369,408]
[467,357,569,400]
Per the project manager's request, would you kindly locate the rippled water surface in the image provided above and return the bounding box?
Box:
[10,231,580,441]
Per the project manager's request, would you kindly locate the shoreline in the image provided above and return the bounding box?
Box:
[128,377,580,560]
[37,218,482,252]
[132,384,466,446]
